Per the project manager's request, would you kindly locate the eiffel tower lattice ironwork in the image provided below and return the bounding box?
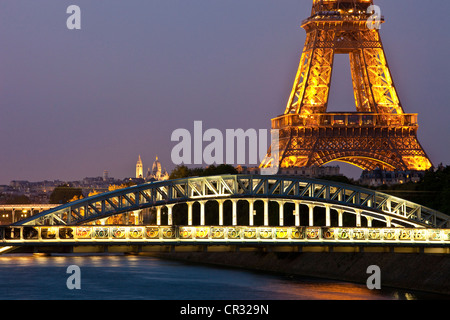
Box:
[260,0,432,172]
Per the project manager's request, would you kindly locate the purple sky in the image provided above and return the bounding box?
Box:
[0,0,449,184]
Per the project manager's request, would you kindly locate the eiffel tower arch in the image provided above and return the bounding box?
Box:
[261,0,432,172]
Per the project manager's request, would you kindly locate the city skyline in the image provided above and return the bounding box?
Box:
[1,0,449,184]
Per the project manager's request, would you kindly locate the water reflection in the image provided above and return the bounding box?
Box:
[0,254,445,300]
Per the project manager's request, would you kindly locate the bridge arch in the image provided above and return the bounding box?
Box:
[13,174,450,229]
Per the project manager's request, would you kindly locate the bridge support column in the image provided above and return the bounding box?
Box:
[294,201,300,227]
[308,205,314,226]
[355,210,362,227]
[277,201,285,226]
[231,200,238,226]
[248,200,255,226]
[199,201,206,226]
[166,204,174,226]
[187,202,193,226]
[386,217,392,228]
[337,209,344,227]
[217,200,224,226]
[264,199,269,226]
[366,216,373,227]
[325,205,331,227]
[156,207,161,226]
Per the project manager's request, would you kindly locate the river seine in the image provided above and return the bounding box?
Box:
[0,253,445,300]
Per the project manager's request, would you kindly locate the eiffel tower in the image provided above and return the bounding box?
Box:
[260,0,432,172]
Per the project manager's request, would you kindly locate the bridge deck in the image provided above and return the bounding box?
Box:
[2,225,450,248]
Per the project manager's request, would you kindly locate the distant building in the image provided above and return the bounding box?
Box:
[146,156,169,181]
[103,170,109,181]
[359,168,424,187]
[235,166,261,175]
[135,155,169,182]
[136,155,143,179]
[235,165,341,178]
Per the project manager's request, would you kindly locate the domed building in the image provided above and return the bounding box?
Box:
[145,156,169,181]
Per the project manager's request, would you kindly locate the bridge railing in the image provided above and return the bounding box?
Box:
[2,225,450,245]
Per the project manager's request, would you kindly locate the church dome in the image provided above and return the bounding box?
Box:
[151,156,162,176]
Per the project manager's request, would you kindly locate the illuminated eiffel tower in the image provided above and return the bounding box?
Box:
[260,0,432,172]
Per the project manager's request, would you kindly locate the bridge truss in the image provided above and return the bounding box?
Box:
[12,175,450,229]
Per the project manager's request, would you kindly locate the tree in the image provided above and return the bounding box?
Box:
[49,184,83,204]
[372,165,450,215]
[4,195,31,205]
[169,164,238,179]
[169,165,191,179]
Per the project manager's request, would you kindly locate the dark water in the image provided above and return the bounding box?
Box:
[0,254,445,300]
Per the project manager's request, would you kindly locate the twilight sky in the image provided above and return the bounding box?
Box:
[0,0,449,184]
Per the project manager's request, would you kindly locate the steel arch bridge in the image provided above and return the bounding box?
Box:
[13,174,450,229]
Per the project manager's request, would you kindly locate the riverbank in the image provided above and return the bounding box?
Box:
[153,251,450,296]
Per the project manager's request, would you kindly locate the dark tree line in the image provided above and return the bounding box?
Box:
[372,166,450,215]
[169,164,238,180]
